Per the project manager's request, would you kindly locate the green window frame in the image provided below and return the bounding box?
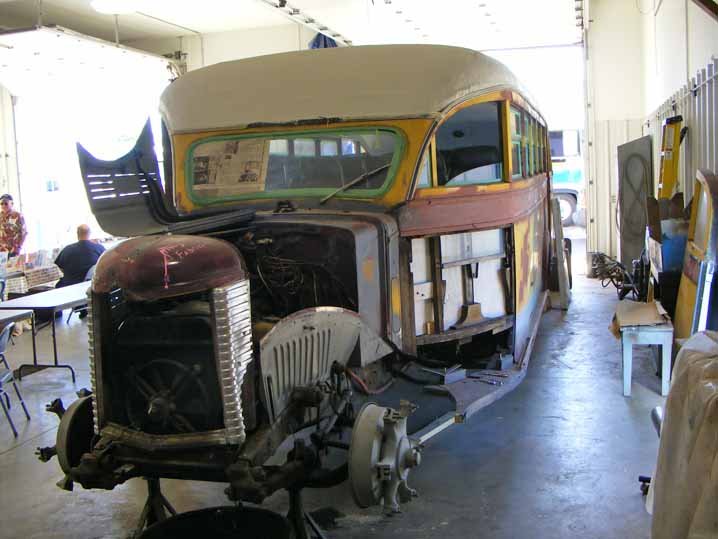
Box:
[511,107,523,179]
[184,127,406,206]
[524,116,532,177]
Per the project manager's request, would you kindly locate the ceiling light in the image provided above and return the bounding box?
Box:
[396,10,402,14]
[90,0,139,14]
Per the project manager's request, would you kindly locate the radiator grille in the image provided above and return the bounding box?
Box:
[212,280,253,445]
[86,289,100,434]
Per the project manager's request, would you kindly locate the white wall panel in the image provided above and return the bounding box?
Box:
[0,84,19,203]
[127,24,316,71]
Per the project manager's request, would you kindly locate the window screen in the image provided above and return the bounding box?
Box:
[435,102,503,186]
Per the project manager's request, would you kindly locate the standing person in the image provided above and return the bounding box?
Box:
[0,194,27,257]
[55,224,105,288]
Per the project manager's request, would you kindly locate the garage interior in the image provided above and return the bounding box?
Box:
[0,1,716,538]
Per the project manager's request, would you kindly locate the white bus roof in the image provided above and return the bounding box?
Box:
[160,44,529,133]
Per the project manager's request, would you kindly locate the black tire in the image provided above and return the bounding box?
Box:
[556,194,577,227]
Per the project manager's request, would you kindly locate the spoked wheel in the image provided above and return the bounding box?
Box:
[125,359,212,434]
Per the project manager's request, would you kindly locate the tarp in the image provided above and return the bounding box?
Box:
[650,330,718,539]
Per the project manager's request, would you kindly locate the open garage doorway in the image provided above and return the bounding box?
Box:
[0,26,174,252]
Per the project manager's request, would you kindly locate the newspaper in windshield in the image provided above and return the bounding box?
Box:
[192,138,269,195]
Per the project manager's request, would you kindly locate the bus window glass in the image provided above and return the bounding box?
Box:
[525,116,533,176]
[417,152,431,188]
[511,143,521,177]
[435,102,503,186]
[511,106,523,178]
[188,129,401,201]
[269,139,289,155]
[342,139,358,155]
[320,140,339,156]
[294,139,316,157]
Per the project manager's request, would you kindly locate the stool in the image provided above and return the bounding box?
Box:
[620,322,674,397]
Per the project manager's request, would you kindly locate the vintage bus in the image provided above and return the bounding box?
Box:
[47,44,555,535]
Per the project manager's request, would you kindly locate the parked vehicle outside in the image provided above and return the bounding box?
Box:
[550,129,585,226]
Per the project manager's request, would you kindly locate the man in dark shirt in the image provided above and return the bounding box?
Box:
[55,224,105,288]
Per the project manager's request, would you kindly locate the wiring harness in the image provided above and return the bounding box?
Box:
[592,251,649,300]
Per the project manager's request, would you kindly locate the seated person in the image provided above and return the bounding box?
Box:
[55,224,105,288]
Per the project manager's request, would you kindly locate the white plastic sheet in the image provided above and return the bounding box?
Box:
[651,331,718,539]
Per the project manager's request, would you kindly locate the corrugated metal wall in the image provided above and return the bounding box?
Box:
[643,57,718,204]
[585,118,644,258]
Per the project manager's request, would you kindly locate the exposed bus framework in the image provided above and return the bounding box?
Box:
[41,45,557,536]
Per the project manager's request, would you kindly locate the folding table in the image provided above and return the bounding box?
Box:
[0,282,91,383]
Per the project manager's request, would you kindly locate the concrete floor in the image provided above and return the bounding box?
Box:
[0,230,665,538]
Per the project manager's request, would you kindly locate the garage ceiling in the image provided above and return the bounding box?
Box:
[366,0,582,50]
[0,0,583,50]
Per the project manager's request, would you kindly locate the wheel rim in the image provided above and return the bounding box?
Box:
[558,198,573,221]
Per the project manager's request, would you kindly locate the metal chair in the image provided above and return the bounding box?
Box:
[0,323,30,437]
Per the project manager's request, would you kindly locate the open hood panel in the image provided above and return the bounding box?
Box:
[77,119,254,237]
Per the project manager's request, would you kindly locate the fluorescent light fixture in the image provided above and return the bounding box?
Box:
[90,0,140,15]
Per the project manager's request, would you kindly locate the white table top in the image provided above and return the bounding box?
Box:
[0,282,90,311]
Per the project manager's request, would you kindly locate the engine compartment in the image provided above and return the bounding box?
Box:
[229,222,359,322]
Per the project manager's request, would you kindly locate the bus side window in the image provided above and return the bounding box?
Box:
[416,152,431,188]
[435,101,504,186]
[511,107,523,179]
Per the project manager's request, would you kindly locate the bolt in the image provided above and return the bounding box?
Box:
[405,448,421,468]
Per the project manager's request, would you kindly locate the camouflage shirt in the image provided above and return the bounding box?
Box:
[0,210,27,255]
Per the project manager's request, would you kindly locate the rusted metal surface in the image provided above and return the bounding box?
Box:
[398,175,548,237]
[444,368,526,421]
[248,212,404,357]
[416,314,513,346]
[398,238,417,355]
[517,290,548,369]
[93,235,247,301]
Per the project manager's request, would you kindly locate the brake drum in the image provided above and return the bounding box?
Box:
[348,401,421,514]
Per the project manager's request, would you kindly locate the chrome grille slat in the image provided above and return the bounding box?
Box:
[211,280,253,446]
[86,289,100,434]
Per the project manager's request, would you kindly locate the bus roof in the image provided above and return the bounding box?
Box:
[160,44,526,133]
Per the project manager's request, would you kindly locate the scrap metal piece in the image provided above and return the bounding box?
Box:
[259,307,392,423]
[348,401,421,514]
